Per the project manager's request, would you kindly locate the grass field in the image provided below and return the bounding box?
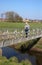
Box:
[0,22,42,31]
[0,22,24,29]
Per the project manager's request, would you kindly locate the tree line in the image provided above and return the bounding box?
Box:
[1,11,23,22]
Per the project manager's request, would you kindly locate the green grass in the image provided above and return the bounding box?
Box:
[0,22,25,28]
[0,22,25,31]
[36,45,42,49]
[0,56,32,65]
[0,22,42,30]
[29,22,42,29]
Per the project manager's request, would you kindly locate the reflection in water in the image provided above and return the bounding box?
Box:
[2,47,36,65]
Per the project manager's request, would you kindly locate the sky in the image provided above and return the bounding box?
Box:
[0,0,42,20]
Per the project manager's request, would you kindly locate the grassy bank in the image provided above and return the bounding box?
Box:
[33,38,42,49]
[0,56,32,65]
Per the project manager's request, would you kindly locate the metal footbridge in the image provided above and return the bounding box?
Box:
[0,29,42,48]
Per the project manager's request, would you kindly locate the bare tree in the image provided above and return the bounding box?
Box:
[15,13,23,22]
[5,11,14,22]
[5,11,23,22]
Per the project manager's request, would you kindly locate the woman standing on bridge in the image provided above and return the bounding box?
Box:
[24,22,30,38]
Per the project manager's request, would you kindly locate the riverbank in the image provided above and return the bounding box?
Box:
[0,49,2,56]
[29,38,42,65]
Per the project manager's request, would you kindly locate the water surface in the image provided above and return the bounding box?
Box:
[2,47,36,65]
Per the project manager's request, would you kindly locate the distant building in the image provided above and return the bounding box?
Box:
[23,18,29,22]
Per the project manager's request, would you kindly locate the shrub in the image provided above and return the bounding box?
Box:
[9,56,18,63]
[21,59,32,65]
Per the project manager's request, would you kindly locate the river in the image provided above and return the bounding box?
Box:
[1,47,36,65]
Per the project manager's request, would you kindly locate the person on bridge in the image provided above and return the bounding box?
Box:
[24,22,30,38]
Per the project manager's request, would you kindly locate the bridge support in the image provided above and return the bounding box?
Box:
[26,37,41,51]
[18,37,41,53]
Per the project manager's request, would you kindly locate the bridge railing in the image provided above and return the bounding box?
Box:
[0,28,42,47]
[0,28,42,40]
